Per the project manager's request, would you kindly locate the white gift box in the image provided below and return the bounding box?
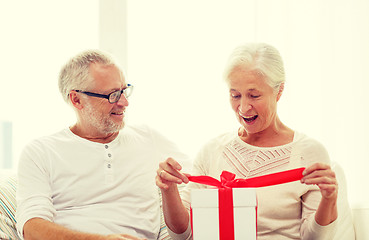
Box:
[191,188,257,240]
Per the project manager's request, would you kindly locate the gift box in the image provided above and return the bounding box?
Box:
[191,187,257,240]
[188,168,305,240]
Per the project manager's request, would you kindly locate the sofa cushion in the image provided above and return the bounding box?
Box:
[0,173,20,239]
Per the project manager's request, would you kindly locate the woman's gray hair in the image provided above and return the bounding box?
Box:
[58,49,119,103]
[223,43,285,91]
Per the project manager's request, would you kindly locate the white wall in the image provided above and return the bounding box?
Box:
[1,0,368,207]
[114,0,368,206]
[0,0,100,168]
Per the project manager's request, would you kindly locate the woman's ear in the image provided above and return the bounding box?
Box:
[69,91,84,110]
[276,83,284,102]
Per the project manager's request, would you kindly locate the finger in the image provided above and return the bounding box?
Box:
[302,170,335,180]
[165,157,183,171]
[301,174,337,185]
[158,159,189,183]
[183,173,192,178]
[160,169,188,184]
[318,183,338,199]
[157,159,179,175]
[302,169,336,185]
[158,157,182,173]
[155,175,170,190]
[303,162,331,176]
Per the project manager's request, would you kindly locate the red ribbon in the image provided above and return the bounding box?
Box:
[189,167,305,240]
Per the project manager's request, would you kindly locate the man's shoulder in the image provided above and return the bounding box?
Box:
[120,124,164,140]
[23,128,73,151]
[122,124,152,134]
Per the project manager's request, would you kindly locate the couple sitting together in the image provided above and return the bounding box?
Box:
[16,43,354,240]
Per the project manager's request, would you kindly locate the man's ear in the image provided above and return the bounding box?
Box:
[69,91,84,110]
[276,82,284,102]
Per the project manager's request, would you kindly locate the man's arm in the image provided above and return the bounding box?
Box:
[23,218,145,240]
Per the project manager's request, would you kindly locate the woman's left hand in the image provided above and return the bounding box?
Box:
[301,163,338,200]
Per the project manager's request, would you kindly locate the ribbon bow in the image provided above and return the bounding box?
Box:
[188,167,305,188]
[189,168,305,240]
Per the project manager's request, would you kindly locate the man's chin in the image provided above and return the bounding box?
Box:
[105,120,125,134]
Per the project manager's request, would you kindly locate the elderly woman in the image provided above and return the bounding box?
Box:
[156,43,339,239]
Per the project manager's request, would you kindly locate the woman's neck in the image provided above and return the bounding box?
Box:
[238,118,294,147]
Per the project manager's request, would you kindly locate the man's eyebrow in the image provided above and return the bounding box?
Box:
[107,85,127,93]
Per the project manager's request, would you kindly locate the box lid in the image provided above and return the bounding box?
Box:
[191,188,256,208]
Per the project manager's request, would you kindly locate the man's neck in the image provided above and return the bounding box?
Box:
[70,124,119,143]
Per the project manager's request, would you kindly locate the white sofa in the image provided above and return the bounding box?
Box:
[0,170,173,240]
[0,165,366,239]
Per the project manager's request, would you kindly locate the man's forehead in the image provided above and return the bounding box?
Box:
[89,63,125,89]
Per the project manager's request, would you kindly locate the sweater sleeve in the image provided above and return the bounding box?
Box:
[166,137,216,240]
[298,136,338,240]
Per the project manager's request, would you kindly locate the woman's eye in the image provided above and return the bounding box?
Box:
[250,95,260,99]
[231,94,241,99]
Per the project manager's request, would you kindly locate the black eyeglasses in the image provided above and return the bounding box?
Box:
[75,84,133,104]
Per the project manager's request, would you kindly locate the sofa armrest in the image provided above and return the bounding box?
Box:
[0,171,21,239]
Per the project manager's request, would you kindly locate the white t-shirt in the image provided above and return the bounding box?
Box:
[170,131,341,240]
[16,125,189,240]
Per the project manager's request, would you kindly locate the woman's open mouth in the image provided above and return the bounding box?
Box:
[242,115,258,123]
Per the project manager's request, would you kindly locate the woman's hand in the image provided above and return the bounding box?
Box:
[156,157,190,190]
[301,162,339,225]
[301,162,338,200]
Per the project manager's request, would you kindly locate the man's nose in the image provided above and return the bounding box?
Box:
[116,94,129,107]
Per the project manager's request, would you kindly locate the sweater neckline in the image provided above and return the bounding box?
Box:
[233,130,303,150]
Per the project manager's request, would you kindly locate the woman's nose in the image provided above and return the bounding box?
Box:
[239,99,252,114]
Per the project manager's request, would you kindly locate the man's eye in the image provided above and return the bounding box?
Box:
[250,95,260,99]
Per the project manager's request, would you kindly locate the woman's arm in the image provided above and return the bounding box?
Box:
[301,162,338,225]
[156,158,191,235]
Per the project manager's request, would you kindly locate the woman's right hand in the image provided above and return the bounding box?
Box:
[156,157,191,190]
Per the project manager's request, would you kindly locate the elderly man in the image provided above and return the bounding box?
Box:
[16,50,187,240]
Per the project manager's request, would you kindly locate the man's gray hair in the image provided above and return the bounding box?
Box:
[223,43,285,91]
[58,49,119,103]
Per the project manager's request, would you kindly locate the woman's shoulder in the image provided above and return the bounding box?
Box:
[294,131,327,150]
[293,131,330,164]
[198,131,238,154]
[207,131,237,146]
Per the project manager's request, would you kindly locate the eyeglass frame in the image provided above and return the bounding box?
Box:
[74,84,133,104]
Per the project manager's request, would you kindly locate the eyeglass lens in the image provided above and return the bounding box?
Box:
[109,86,132,103]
